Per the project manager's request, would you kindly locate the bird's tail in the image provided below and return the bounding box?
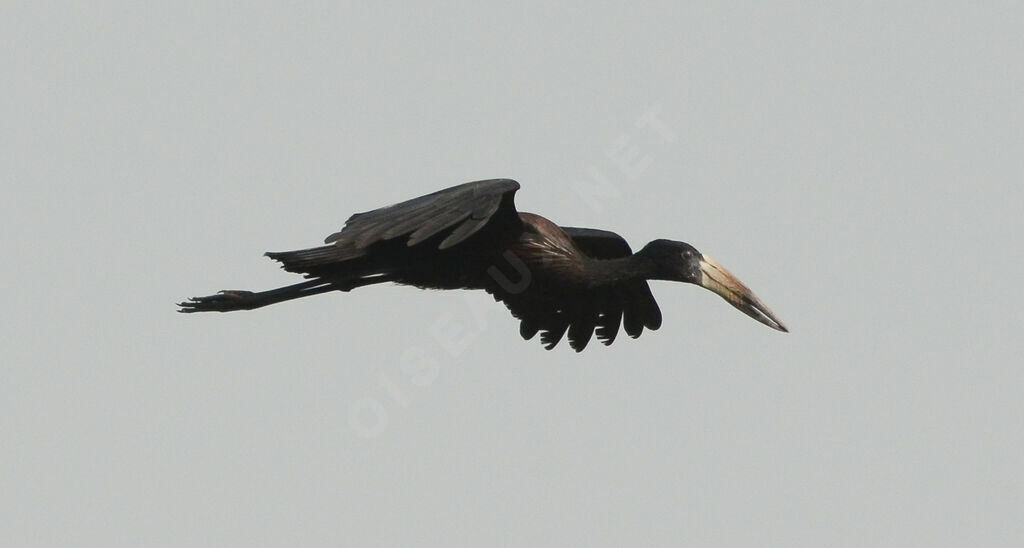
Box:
[177,280,336,313]
[264,244,363,273]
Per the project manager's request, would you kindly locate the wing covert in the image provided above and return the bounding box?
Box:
[561,227,633,259]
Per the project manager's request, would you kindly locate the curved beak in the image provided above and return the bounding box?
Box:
[698,255,788,332]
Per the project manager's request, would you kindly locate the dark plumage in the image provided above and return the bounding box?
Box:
[179,179,787,350]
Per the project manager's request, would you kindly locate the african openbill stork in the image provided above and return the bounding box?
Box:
[179,179,787,351]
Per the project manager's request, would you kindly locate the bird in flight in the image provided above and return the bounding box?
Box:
[179,179,787,351]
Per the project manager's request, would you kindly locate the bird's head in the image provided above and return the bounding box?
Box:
[637,239,788,332]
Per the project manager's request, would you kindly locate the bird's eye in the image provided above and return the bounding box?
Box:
[682,250,693,260]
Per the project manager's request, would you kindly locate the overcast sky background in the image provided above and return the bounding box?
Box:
[3,2,1022,546]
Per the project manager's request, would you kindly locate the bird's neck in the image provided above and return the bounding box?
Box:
[580,255,658,288]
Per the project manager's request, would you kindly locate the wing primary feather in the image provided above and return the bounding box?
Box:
[519,320,539,341]
[407,209,471,247]
[567,316,596,352]
[439,216,489,249]
[622,304,644,338]
[596,309,622,346]
[540,317,569,350]
[637,283,663,330]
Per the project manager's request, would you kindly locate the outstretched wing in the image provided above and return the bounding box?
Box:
[490,226,662,352]
[267,179,521,272]
[326,179,521,249]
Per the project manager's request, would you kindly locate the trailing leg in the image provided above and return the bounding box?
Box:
[177,280,336,312]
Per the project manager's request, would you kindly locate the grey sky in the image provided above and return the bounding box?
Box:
[3,2,1022,546]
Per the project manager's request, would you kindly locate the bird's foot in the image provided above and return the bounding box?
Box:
[177,290,258,313]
